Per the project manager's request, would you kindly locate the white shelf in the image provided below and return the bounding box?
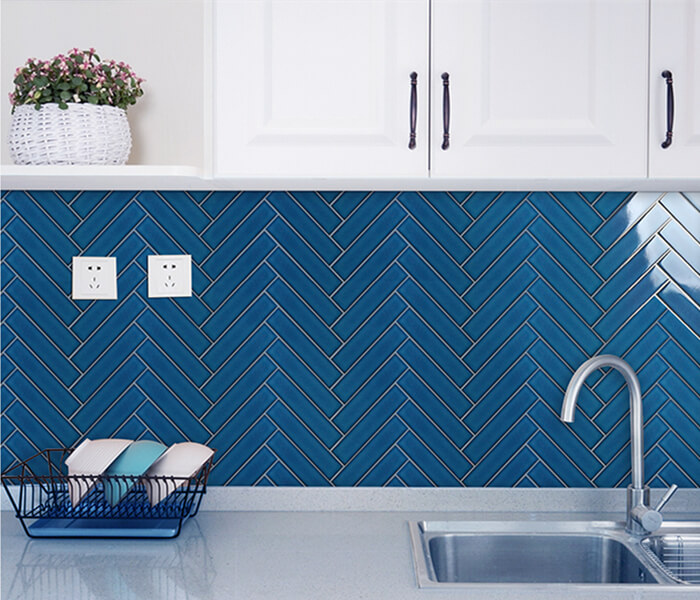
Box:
[1,165,206,190]
[2,166,700,192]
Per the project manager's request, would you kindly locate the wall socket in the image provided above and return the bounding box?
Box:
[148,255,192,298]
[72,257,118,300]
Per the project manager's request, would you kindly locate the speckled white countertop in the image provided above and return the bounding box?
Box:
[2,488,700,600]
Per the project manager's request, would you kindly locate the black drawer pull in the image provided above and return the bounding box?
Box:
[441,72,450,150]
[409,72,417,150]
[661,70,674,149]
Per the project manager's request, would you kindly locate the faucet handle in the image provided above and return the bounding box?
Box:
[631,484,679,533]
[654,484,679,512]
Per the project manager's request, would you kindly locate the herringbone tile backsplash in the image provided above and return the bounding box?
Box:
[1,190,698,487]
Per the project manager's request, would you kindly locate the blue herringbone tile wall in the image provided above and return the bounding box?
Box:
[1,190,698,487]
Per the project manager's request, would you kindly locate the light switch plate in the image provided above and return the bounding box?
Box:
[72,257,118,300]
[148,255,192,298]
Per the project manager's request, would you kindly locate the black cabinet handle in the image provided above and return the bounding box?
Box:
[441,72,450,150]
[409,72,417,150]
[661,70,674,149]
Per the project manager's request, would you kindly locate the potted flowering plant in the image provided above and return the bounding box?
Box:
[8,48,144,165]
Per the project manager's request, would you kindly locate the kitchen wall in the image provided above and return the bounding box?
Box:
[1,190,698,487]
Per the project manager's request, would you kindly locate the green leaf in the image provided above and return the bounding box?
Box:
[79,83,88,92]
[87,95,98,104]
[59,91,71,100]
[71,76,82,86]
[58,102,68,109]
[58,82,70,91]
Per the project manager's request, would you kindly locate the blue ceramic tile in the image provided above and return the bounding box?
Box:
[267,280,341,355]
[5,255,79,327]
[398,192,470,263]
[267,191,341,262]
[464,297,537,371]
[398,341,469,416]
[267,372,341,447]
[398,401,470,478]
[203,359,276,432]
[267,402,341,478]
[464,388,537,463]
[398,371,470,446]
[529,192,602,262]
[422,192,472,233]
[595,192,657,247]
[333,387,404,463]
[398,219,469,294]
[4,218,70,292]
[398,310,469,386]
[334,417,405,486]
[202,327,276,401]
[333,295,406,371]
[398,432,462,486]
[267,342,340,418]
[334,325,406,401]
[464,192,528,247]
[137,371,209,443]
[1,189,698,487]
[202,295,276,371]
[549,192,602,233]
[4,191,79,260]
[83,202,145,256]
[333,193,389,248]
[334,202,406,279]
[160,191,211,234]
[464,203,537,279]
[287,192,341,234]
[465,419,537,486]
[333,357,407,432]
[267,431,331,486]
[398,249,470,324]
[332,234,406,310]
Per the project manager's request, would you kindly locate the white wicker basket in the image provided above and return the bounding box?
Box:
[8,103,131,165]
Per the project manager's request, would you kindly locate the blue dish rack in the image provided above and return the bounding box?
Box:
[1,448,212,539]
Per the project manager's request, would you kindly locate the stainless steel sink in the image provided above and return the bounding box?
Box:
[427,533,654,584]
[410,520,695,588]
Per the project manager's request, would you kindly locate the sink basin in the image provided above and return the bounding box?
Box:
[427,533,655,584]
[409,521,676,587]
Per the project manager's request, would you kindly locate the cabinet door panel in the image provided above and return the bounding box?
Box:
[432,0,648,178]
[649,0,700,177]
[214,0,428,177]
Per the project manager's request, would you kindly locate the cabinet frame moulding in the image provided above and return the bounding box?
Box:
[2,167,699,192]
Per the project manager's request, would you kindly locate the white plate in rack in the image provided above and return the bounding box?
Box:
[143,442,214,506]
[64,439,133,506]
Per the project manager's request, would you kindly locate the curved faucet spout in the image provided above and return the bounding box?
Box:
[560,355,644,490]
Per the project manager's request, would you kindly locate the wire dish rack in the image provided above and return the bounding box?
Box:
[642,534,700,585]
[1,448,212,539]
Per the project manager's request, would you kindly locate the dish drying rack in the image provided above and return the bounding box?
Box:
[1,448,212,539]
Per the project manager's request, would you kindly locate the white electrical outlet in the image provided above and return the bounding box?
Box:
[148,255,192,298]
[72,257,118,300]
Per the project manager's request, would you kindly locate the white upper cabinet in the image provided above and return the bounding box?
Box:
[214,0,428,178]
[430,0,649,178]
[649,0,700,178]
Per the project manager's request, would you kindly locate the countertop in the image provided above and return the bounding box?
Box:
[2,488,700,600]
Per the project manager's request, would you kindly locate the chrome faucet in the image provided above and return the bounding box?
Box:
[560,355,677,535]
